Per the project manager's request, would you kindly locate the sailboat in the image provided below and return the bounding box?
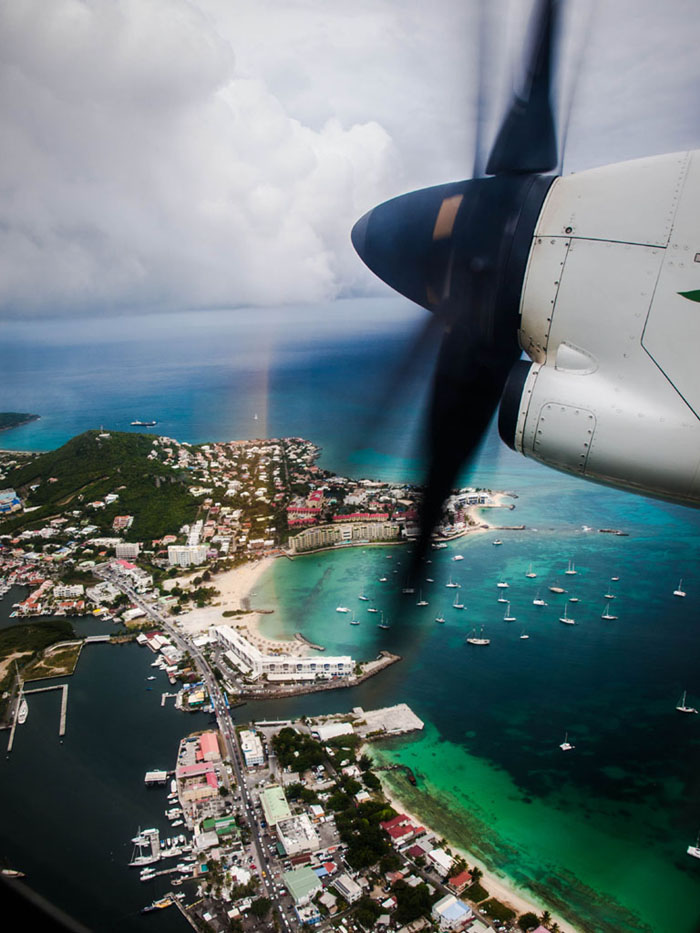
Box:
[358,594,369,601]
[687,831,700,860]
[549,584,566,594]
[673,579,686,597]
[675,691,698,714]
[525,563,537,578]
[452,592,465,610]
[532,591,548,606]
[453,554,464,561]
[496,580,509,588]
[466,626,490,646]
[349,616,360,625]
[520,630,530,640]
[503,601,516,622]
[565,560,577,575]
[434,613,446,624]
[559,600,576,625]
[445,577,460,588]
[377,612,390,630]
[560,732,575,751]
[603,582,616,600]
[601,604,618,620]
[367,606,379,613]
[335,606,350,613]
[416,590,428,607]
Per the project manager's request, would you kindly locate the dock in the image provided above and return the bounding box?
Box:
[161,692,178,707]
[8,683,69,751]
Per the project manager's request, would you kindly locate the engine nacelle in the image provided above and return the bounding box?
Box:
[499,150,700,507]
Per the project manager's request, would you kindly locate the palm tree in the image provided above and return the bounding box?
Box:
[470,865,483,885]
[540,911,553,927]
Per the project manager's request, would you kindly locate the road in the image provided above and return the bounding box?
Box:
[96,565,296,932]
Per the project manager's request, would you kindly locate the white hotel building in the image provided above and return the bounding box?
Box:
[215,626,354,682]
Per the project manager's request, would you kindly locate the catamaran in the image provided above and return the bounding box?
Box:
[675,691,698,714]
[503,601,516,622]
[560,732,575,751]
[673,579,686,597]
[559,600,576,625]
[466,626,490,645]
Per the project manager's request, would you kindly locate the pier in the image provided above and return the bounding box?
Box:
[161,692,178,707]
[8,682,69,751]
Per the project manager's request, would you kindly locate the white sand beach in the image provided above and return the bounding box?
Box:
[380,784,578,933]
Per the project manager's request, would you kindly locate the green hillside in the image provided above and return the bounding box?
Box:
[2,430,198,541]
[0,412,39,431]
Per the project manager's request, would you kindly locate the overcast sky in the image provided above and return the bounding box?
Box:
[1,0,699,320]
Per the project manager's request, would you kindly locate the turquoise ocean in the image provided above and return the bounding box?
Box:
[1,301,699,931]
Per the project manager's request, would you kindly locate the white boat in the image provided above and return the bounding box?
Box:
[492,539,503,546]
[378,577,388,582]
[525,564,537,578]
[569,596,579,603]
[434,614,445,624]
[601,605,618,620]
[533,592,548,607]
[560,732,575,751]
[687,832,700,859]
[496,580,509,589]
[445,578,460,588]
[673,579,686,597]
[453,555,464,561]
[426,577,434,583]
[17,697,28,725]
[611,575,620,582]
[559,601,576,625]
[367,607,379,613]
[497,596,509,603]
[675,691,698,714]
[147,675,156,681]
[466,626,490,645]
[520,631,530,640]
[452,593,464,610]
[416,590,428,607]
[565,560,577,575]
[549,585,566,594]
[335,606,350,613]
[358,594,369,601]
[503,602,516,622]
[377,612,390,630]
[349,617,360,625]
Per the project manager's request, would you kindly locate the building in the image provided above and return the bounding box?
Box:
[282,866,322,905]
[239,730,265,767]
[447,869,472,894]
[288,520,399,553]
[332,873,363,904]
[431,894,473,931]
[199,731,221,762]
[0,489,22,514]
[115,541,140,559]
[167,544,208,567]
[259,785,292,826]
[276,814,321,856]
[112,515,134,531]
[311,721,354,742]
[427,847,454,875]
[216,626,353,682]
[53,584,84,599]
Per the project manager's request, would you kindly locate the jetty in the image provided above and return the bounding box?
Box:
[8,683,69,751]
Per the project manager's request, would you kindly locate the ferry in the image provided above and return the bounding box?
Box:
[141,897,172,913]
[131,420,158,427]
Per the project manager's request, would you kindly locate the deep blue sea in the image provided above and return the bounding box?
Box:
[1,299,699,932]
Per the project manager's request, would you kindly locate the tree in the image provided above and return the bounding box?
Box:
[540,910,553,928]
[470,865,483,885]
[518,912,541,931]
[250,897,272,919]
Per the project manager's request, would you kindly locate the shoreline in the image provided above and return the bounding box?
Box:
[377,778,578,933]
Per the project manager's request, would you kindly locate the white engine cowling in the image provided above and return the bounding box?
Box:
[499,150,700,507]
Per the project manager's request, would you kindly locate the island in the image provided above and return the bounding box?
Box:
[0,412,39,433]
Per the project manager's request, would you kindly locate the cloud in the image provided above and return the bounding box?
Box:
[0,0,699,319]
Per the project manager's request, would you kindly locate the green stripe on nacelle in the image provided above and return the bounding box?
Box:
[678,290,700,302]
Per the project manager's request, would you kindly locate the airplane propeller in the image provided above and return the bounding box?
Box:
[351,0,564,578]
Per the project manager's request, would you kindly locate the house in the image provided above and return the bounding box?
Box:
[448,869,472,894]
[431,893,473,931]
